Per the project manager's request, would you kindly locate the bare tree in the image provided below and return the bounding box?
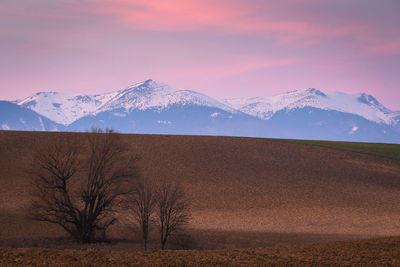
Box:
[155,182,191,250]
[29,129,139,243]
[129,179,156,250]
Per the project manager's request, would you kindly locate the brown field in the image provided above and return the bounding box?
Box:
[2,236,400,266]
[1,130,400,251]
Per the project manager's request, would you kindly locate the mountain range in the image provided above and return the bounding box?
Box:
[1,79,399,143]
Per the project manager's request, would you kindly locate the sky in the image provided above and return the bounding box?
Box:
[1,0,400,110]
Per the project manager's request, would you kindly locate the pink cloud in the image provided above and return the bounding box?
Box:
[89,0,391,51]
[133,52,296,84]
[8,0,390,50]
[367,41,400,56]
[179,56,296,80]
[91,0,324,36]
[1,0,399,110]
[91,0,251,32]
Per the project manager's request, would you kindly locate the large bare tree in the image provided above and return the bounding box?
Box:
[128,179,156,250]
[155,182,191,250]
[29,129,139,243]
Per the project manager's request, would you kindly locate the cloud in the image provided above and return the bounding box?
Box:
[91,0,254,32]
[4,0,397,52]
[1,0,399,110]
[89,0,331,40]
[87,0,399,53]
[199,56,296,79]
[139,53,296,84]
[367,41,400,56]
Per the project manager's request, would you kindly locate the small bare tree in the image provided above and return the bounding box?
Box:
[155,182,191,250]
[29,129,138,243]
[129,179,156,250]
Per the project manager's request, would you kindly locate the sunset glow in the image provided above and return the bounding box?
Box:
[1,0,399,109]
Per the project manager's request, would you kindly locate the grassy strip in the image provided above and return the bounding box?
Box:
[275,139,400,161]
[1,237,400,266]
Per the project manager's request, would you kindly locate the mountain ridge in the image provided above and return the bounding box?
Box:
[15,80,399,126]
[2,79,399,143]
[15,79,237,125]
[222,88,397,125]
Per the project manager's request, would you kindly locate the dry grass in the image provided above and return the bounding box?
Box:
[279,138,400,160]
[1,236,400,266]
[1,131,400,250]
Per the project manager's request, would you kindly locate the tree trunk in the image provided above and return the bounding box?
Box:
[161,235,168,250]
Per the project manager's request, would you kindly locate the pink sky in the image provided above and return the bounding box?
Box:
[1,0,399,110]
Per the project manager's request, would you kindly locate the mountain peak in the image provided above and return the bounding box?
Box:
[358,93,380,106]
[223,88,396,125]
[135,79,156,88]
[13,82,398,128]
[283,88,327,98]
[127,79,156,88]
[121,79,172,94]
[103,80,236,114]
[357,93,391,113]
[34,91,63,97]
[306,88,327,97]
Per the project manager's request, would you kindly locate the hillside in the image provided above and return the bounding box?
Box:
[2,236,400,266]
[1,131,400,249]
[278,139,400,160]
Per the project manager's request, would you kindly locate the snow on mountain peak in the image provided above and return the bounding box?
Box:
[15,80,235,125]
[357,93,390,113]
[223,89,396,124]
[99,79,235,113]
[222,88,327,120]
[121,79,172,94]
[16,91,104,125]
[14,82,397,126]
[306,88,327,97]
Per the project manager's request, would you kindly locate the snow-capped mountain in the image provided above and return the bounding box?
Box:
[95,79,236,115]
[0,101,64,131]
[222,88,397,125]
[15,91,115,125]
[389,111,400,124]
[2,80,400,143]
[15,80,235,126]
